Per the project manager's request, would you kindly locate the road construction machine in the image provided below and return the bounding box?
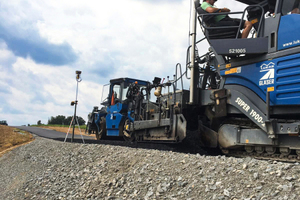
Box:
[86,77,187,142]
[87,0,300,160]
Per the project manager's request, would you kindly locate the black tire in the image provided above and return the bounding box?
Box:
[123,119,135,142]
[95,117,107,140]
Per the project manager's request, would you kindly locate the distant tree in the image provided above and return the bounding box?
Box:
[48,115,86,125]
[77,116,86,125]
[56,115,66,125]
[48,116,55,124]
[48,115,66,125]
[37,120,41,125]
[64,116,73,125]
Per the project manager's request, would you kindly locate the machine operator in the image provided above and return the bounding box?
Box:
[292,0,300,14]
[201,0,252,38]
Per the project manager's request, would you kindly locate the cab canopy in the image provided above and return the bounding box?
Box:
[197,0,300,56]
[235,0,275,5]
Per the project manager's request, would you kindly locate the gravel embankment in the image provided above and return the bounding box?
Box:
[1,136,300,200]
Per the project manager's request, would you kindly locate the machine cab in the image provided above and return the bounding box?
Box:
[106,78,149,107]
[277,0,300,51]
[196,0,300,56]
[100,78,150,137]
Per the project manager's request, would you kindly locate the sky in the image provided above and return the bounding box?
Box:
[0,0,246,126]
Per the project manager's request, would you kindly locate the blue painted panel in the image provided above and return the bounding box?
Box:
[221,53,300,105]
[95,112,107,124]
[106,129,119,137]
[110,78,149,86]
[220,61,268,102]
[106,103,128,114]
[278,14,300,50]
[106,112,124,136]
[276,54,300,104]
[125,78,149,86]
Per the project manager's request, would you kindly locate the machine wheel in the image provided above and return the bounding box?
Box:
[86,122,92,134]
[266,146,277,155]
[95,129,101,140]
[220,148,229,155]
[95,117,106,140]
[123,132,135,142]
[255,146,265,154]
[280,147,291,156]
[296,150,300,156]
[123,119,135,142]
[245,146,254,153]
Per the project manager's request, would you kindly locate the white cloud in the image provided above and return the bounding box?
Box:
[0,41,17,67]
[0,0,248,125]
[34,0,191,79]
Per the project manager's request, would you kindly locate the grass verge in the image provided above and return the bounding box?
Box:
[0,125,34,156]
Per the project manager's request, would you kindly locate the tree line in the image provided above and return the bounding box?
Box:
[47,115,86,126]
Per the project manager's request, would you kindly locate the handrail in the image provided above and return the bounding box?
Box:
[175,63,184,91]
[198,11,243,29]
[236,5,264,38]
[198,11,243,31]
[186,37,207,79]
[174,65,183,113]
[198,5,265,39]
[200,11,243,15]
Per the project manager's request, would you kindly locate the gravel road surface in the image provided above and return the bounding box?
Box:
[1,135,300,199]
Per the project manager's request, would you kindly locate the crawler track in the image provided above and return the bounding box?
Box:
[68,128,300,163]
[216,118,300,163]
[223,149,300,163]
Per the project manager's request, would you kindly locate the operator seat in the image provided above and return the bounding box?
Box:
[195,3,268,56]
[196,5,240,39]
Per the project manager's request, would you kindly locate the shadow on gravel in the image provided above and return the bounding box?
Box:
[52,130,222,156]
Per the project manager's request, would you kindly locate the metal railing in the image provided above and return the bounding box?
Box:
[198,5,265,39]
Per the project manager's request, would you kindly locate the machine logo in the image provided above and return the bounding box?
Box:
[259,62,275,86]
